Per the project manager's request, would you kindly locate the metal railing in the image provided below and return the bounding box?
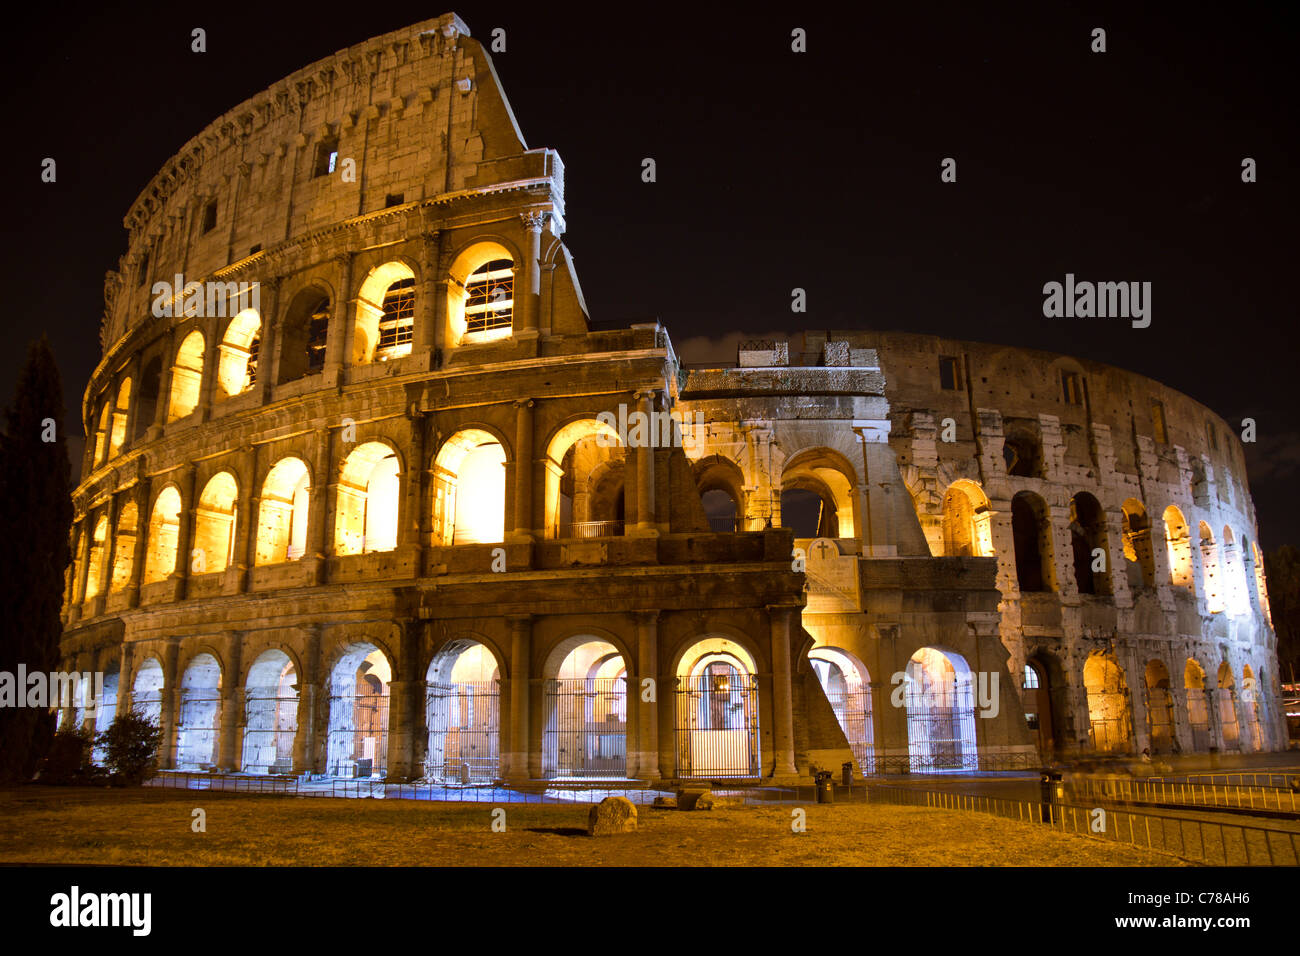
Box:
[1070,775,1300,814]
[1153,771,1300,789]
[566,520,624,539]
[868,783,1300,865]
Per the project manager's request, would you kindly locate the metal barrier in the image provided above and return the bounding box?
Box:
[1069,775,1300,814]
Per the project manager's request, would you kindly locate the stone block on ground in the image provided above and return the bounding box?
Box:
[588,795,638,835]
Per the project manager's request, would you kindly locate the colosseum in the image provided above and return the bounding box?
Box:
[58,13,1284,787]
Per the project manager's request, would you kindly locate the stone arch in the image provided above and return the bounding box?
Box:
[424,638,502,784]
[1069,492,1111,596]
[1221,525,1251,616]
[941,479,993,557]
[1163,505,1194,590]
[432,428,508,545]
[334,440,402,555]
[1011,491,1054,593]
[167,329,205,421]
[1002,422,1042,478]
[110,501,139,592]
[93,401,112,467]
[83,513,109,601]
[133,355,162,442]
[142,485,183,583]
[256,456,311,565]
[542,633,630,779]
[903,646,978,771]
[1083,652,1133,753]
[130,654,166,725]
[215,307,261,398]
[1241,663,1263,752]
[325,641,395,777]
[1143,658,1176,754]
[353,259,417,365]
[694,454,747,532]
[108,377,131,459]
[673,635,761,778]
[242,648,298,774]
[780,447,858,539]
[543,416,625,538]
[447,238,519,345]
[1216,661,1240,750]
[193,471,238,574]
[277,284,332,383]
[175,652,223,770]
[1199,521,1224,612]
[1121,498,1156,590]
[1184,658,1211,751]
[1024,648,1068,758]
[808,645,874,773]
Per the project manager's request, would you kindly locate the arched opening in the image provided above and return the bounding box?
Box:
[166,330,205,421]
[904,647,977,771]
[1242,664,1263,752]
[1251,541,1272,626]
[1163,505,1194,590]
[543,639,629,779]
[130,656,165,726]
[1184,659,1211,751]
[193,472,237,574]
[1143,659,1176,754]
[1022,656,1060,759]
[91,664,120,765]
[353,261,416,365]
[1002,428,1041,478]
[432,430,506,545]
[83,514,108,601]
[110,502,138,592]
[175,653,222,770]
[694,456,746,532]
[1121,499,1155,590]
[781,450,856,539]
[941,480,993,557]
[809,647,873,773]
[277,287,331,383]
[242,649,298,774]
[673,638,760,778]
[326,644,391,777]
[142,487,182,583]
[334,442,400,555]
[1011,492,1053,593]
[1199,522,1224,612]
[1222,526,1251,616]
[108,378,131,459]
[544,419,626,539]
[1069,492,1111,596]
[425,641,500,784]
[1217,662,1240,751]
[133,357,161,442]
[701,489,739,532]
[1083,653,1133,753]
[215,308,261,398]
[93,403,111,467]
[255,457,310,565]
[448,243,516,346]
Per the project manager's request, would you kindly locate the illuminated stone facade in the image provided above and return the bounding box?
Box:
[58,14,1282,785]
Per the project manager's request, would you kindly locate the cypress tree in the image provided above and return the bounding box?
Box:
[0,337,73,782]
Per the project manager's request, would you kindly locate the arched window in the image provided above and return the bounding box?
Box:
[375,278,415,361]
[110,501,139,592]
[167,330,205,421]
[1221,526,1250,616]
[193,472,238,574]
[1199,522,1224,612]
[1163,505,1193,590]
[941,480,993,557]
[255,458,310,565]
[353,262,415,365]
[1121,499,1155,590]
[1185,659,1210,751]
[108,378,131,459]
[1002,428,1041,478]
[277,288,331,383]
[1069,492,1110,596]
[464,260,514,338]
[781,449,857,539]
[694,455,746,533]
[216,309,262,398]
[134,356,162,442]
[83,515,109,601]
[1022,664,1039,689]
[93,403,112,467]
[1011,492,1053,592]
[143,487,183,583]
[544,419,626,539]
[334,442,400,555]
[432,430,506,545]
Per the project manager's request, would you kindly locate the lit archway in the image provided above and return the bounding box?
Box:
[167,330,205,421]
[1185,659,1211,751]
[215,308,261,398]
[334,442,400,555]
[809,646,873,773]
[1222,526,1251,616]
[193,472,237,574]
[175,653,222,770]
[1083,653,1133,754]
[1163,506,1193,590]
[543,638,629,779]
[255,457,310,565]
[941,480,993,557]
[108,378,131,459]
[1121,498,1155,590]
[674,638,760,778]
[83,514,108,601]
[432,430,507,545]
[1242,664,1263,752]
[242,649,298,774]
[353,261,416,364]
[1143,659,1176,754]
[131,656,165,726]
[448,242,515,345]
[544,419,625,539]
[1199,522,1224,612]
[694,455,746,532]
[904,647,977,771]
[425,641,501,784]
[110,502,138,592]
[326,644,391,777]
[143,487,182,583]
[781,449,856,539]
[277,287,331,383]
[1011,492,1053,592]
[1217,662,1240,751]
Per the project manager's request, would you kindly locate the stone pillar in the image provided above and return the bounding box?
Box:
[170,464,198,602]
[228,445,256,594]
[509,399,535,541]
[324,253,352,386]
[217,632,243,771]
[117,643,134,721]
[304,426,333,585]
[518,212,544,335]
[256,277,281,405]
[632,389,658,536]
[386,620,423,781]
[416,232,440,354]
[505,615,532,781]
[161,638,181,770]
[197,313,222,422]
[125,479,152,608]
[400,414,426,556]
[294,627,322,774]
[769,604,799,777]
[634,611,660,781]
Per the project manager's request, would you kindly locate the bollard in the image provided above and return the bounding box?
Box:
[842,762,853,787]
[815,770,834,804]
[1039,770,1064,823]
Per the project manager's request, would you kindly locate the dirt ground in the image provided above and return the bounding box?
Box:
[0,786,1187,866]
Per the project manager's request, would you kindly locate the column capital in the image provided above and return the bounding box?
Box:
[520,211,546,232]
[513,397,535,409]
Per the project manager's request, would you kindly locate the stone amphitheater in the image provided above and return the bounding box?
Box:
[58,13,1284,786]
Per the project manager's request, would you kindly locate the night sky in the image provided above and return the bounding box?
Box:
[2,3,1295,545]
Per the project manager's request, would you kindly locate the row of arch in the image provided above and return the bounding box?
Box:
[939,481,1268,616]
[89,241,523,473]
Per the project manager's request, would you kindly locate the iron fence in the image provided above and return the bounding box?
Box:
[242,692,296,774]
[426,680,500,784]
[674,673,760,778]
[1069,775,1300,814]
[542,677,628,779]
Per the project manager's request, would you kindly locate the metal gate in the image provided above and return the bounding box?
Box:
[175,692,222,769]
[426,680,500,784]
[674,671,760,778]
[823,686,874,773]
[326,692,389,777]
[242,692,297,773]
[542,678,627,779]
[905,678,978,771]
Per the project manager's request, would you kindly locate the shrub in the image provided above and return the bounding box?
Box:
[38,727,96,784]
[95,712,162,785]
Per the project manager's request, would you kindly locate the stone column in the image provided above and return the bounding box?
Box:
[304,426,333,585]
[294,627,322,774]
[170,464,198,602]
[197,313,222,422]
[509,399,535,541]
[400,414,426,556]
[324,253,352,387]
[228,445,256,594]
[125,478,152,608]
[416,232,440,354]
[385,620,423,781]
[505,615,532,781]
[769,604,799,776]
[217,632,243,771]
[518,212,544,335]
[153,329,177,433]
[161,638,181,770]
[634,611,660,781]
[632,389,658,536]
[256,277,281,405]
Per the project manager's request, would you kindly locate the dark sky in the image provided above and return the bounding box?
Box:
[2,3,1295,545]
